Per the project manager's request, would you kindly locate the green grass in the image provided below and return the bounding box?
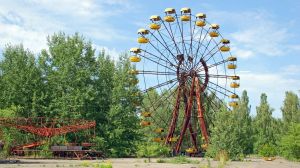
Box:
[156,156,200,164]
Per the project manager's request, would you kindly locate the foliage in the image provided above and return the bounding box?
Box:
[253,93,279,153]
[258,144,277,157]
[280,123,300,161]
[206,106,244,160]
[136,143,170,158]
[105,54,141,157]
[0,32,299,160]
[156,156,200,164]
[281,91,300,124]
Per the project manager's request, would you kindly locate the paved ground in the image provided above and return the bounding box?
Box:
[0,157,299,168]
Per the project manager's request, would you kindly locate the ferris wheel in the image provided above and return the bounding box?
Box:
[129,7,240,155]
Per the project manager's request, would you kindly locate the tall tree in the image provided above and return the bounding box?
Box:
[0,45,43,117]
[253,93,278,153]
[39,32,96,119]
[105,54,141,157]
[235,90,253,154]
[207,105,244,160]
[281,91,300,124]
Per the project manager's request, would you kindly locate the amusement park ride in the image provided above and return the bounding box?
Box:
[130,7,240,155]
[0,117,102,159]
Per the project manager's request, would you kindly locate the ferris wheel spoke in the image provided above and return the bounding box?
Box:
[151,85,178,114]
[175,14,189,58]
[204,91,231,111]
[141,49,187,72]
[147,83,179,128]
[138,70,177,76]
[160,20,181,54]
[188,19,197,61]
[198,74,232,79]
[194,27,211,66]
[137,53,176,72]
[197,59,228,71]
[205,79,235,95]
[202,92,226,113]
[194,47,220,70]
[148,32,178,62]
[143,41,178,67]
[206,85,230,97]
[142,78,178,93]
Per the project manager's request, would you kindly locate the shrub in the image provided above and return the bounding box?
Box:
[258,144,277,157]
[280,123,300,161]
[136,143,170,158]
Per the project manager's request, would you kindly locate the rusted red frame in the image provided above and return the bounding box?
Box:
[166,75,209,154]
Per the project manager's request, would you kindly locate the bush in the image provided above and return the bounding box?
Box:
[136,143,170,158]
[258,144,277,157]
[280,123,300,161]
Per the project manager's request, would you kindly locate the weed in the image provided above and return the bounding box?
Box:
[80,161,92,167]
[156,158,166,163]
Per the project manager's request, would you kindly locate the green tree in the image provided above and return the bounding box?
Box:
[0,45,43,117]
[281,91,300,124]
[280,123,300,161]
[235,90,253,154]
[253,93,278,153]
[39,32,96,119]
[207,106,244,160]
[105,54,141,157]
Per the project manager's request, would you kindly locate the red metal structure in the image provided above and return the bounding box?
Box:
[0,117,96,156]
[129,7,240,155]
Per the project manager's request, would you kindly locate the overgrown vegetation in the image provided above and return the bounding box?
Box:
[156,156,200,164]
[0,32,299,161]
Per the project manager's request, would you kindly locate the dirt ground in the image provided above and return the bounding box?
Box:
[0,157,299,168]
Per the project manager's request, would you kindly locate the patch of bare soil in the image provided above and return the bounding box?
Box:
[0,157,299,168]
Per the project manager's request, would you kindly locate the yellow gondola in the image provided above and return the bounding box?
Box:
[220,46,230,52]
[227,64,237,69]
[129,78,139,85]
[165,8,176,14]
[196,13,206,18]
[230,82,240,88]
[230,76,240,80]
[168,137,178,142]
[186,148,197,153]
[227,56,237,61]
[137,29,149,35]
[140,121,151,126]
[221,39,230,44]
[130,47,141,54]
[201,144,208,150]
[154,128,164,133]
[149,23,161,30]
[150,15,161,21]
[181,15,190,21]
[130,56,141,62]
[196,20,206,27]
[164,15,175,22]
[229,101,238,107]
[211,24,220,29]
[153,137,165,142]
[137,37,149,44]
[128,69,139,75]
[141,112,151,117]
[209,31,219,37]
[180,7,191,14]
[229,94,239,99]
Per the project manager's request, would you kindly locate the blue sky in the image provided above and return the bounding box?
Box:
[0,0,299,117]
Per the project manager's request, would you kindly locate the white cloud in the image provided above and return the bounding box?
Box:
[238,70,300,118]
[0,0,133,54]
[92,44,120,61]
[281,65,300,75]
[209,10,298,59]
